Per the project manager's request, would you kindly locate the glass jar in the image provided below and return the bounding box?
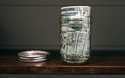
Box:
[60,6,91,63]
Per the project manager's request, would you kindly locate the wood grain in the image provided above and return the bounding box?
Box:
[0,53,125,74]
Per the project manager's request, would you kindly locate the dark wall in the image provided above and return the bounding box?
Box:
[0,0,125,50]
[0,6,60,50]
[91,6,125,50]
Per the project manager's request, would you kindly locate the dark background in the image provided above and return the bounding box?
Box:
[0,0,125,51]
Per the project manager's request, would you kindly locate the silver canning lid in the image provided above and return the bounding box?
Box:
[18,50,48,58]
[19,56,46,60]
[19,58,47,62]
[18,50,49,62]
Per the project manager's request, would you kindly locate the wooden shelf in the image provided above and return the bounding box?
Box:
[0,51,125,74]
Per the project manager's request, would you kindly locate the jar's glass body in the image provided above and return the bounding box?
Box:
[60,6,91,63]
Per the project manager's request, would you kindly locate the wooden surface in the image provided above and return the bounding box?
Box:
[0,53,125,74]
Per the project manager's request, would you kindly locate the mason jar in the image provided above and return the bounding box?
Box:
[60,6,91,63]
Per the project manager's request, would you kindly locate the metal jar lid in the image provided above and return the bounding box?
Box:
[18,50,49,62]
